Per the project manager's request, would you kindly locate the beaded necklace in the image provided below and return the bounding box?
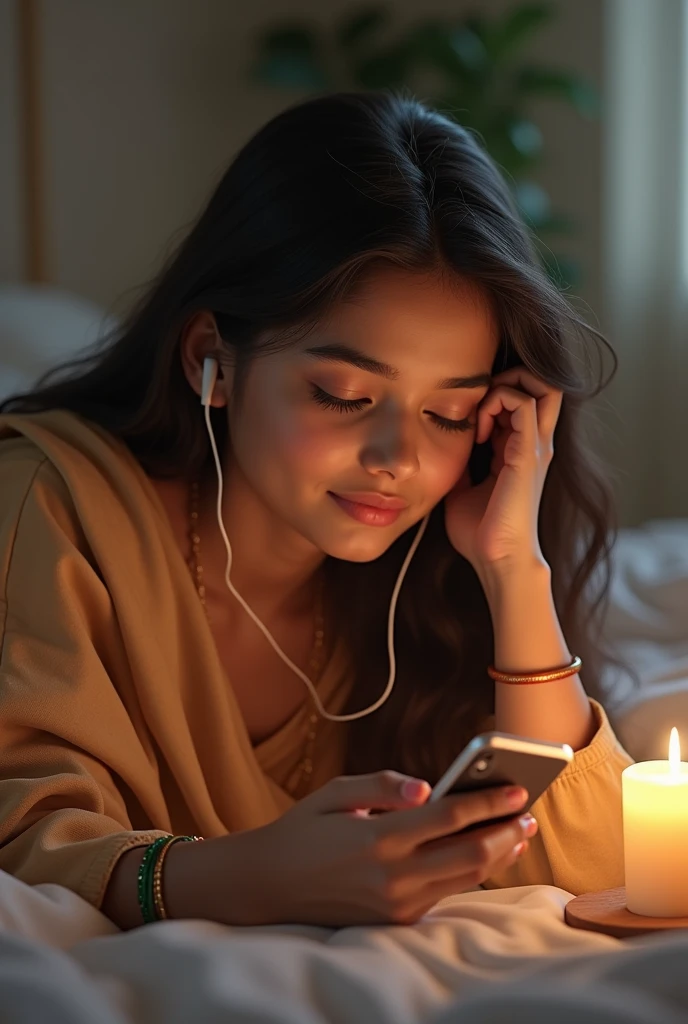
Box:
[188,480,324,798]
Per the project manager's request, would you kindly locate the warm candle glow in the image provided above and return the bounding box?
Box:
[622,724,688,917]
[669,727,681,776]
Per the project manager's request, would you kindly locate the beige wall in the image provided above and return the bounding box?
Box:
[0,0,23,282]
[1,0,604,317]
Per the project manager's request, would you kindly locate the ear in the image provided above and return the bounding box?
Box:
[180,310,233,407]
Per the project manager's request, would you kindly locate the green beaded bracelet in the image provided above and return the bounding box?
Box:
[138,837,172,924]
[137,835,204,924]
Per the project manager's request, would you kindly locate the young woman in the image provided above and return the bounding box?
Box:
[0,92,632,932]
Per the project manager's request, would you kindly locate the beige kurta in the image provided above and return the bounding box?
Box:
[0,410,633,911]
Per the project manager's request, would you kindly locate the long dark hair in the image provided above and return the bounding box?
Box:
[2,92,626,782]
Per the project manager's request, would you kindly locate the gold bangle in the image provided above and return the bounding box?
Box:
[152,835,203,920]
[487,654,582,685]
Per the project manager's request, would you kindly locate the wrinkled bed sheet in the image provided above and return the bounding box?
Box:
[2,867,688,1024]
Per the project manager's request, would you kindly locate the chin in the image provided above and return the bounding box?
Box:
[330,545,389,564]
[314,527,402,564]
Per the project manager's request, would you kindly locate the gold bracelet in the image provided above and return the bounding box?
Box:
[152,835,203,920]
[487,654,582,685]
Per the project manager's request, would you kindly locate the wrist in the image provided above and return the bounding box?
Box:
[480,559,572,677]
[164,829,279,927]
[477,554,551,609]
[162,833,219,922]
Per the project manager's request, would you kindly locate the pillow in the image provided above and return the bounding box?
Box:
[0,284,116,402]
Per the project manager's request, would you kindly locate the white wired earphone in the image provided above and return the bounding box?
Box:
[200,355,429,723]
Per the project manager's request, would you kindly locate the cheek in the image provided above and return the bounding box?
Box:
[422,439,474,499]
[241,399,353,482]
[278,419,355,476]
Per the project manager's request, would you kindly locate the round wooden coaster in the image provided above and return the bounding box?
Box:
[565,887,688,939]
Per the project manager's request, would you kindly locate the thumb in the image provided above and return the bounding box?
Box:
[307,771,431,814]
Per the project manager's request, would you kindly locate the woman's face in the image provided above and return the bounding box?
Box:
[225,267,499,563]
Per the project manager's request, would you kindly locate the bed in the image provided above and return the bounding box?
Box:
[0,516,686,1023]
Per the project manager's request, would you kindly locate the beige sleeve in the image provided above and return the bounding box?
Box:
[0,448,169,909]
[483,698,633,896]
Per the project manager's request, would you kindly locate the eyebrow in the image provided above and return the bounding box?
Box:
[303,343,492,391]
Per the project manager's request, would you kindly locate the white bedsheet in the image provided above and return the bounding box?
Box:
[2,866,688,1024]
[600,518,688,759]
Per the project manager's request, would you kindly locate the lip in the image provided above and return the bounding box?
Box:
[328,492,406,527]
[330,491,409,510]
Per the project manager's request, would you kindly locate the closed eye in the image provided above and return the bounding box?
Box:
[308,384,475,434]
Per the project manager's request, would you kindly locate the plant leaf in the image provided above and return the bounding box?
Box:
[513,180,550,225]
[491,4,554,59]
[251,22,329,89]
[404,19,473,80]
[508,119,543,157]
[535,212,577,235]
[516,66,599,116]
[336,6,390,49]
[251,53,330,89]
[461,14,492,52]
[256,24,319,57]
[352,43,410,88]
[449,25,488,75]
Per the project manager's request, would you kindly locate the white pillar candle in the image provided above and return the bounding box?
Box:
[622,728,688,917]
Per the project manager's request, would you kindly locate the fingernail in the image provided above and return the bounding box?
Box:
[402,779,429,801]
[511,841,527,858]
[519,814,538,836]
[505,786,528,808]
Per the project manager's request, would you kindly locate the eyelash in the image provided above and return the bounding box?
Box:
[308,384,475,434]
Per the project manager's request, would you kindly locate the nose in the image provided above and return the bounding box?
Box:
[359,405,420,481]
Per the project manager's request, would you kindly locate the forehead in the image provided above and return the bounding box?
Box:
[305,266,499,371]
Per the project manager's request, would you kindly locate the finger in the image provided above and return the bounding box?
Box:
[410,814,536,884]
[412,839,532,917]
[491,368,563,441]
[305,771,431,815]
[373,785,529,852]
[475,386,538,453]
[492,366,551,396]
[488,413,511,468]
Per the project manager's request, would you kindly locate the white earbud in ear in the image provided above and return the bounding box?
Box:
[200,357,219,407]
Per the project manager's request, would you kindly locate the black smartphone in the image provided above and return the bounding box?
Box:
[428,731,574,832]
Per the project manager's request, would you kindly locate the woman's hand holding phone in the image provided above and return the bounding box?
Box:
[207,771,537,928]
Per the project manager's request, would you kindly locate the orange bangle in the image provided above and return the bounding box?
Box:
[487,655,582,685]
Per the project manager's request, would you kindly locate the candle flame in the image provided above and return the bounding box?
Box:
[669,727,681,774]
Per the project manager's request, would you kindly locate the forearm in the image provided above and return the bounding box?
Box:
[479,558,595,751]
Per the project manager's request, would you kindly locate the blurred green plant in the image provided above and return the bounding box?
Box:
[249,2,599,290]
